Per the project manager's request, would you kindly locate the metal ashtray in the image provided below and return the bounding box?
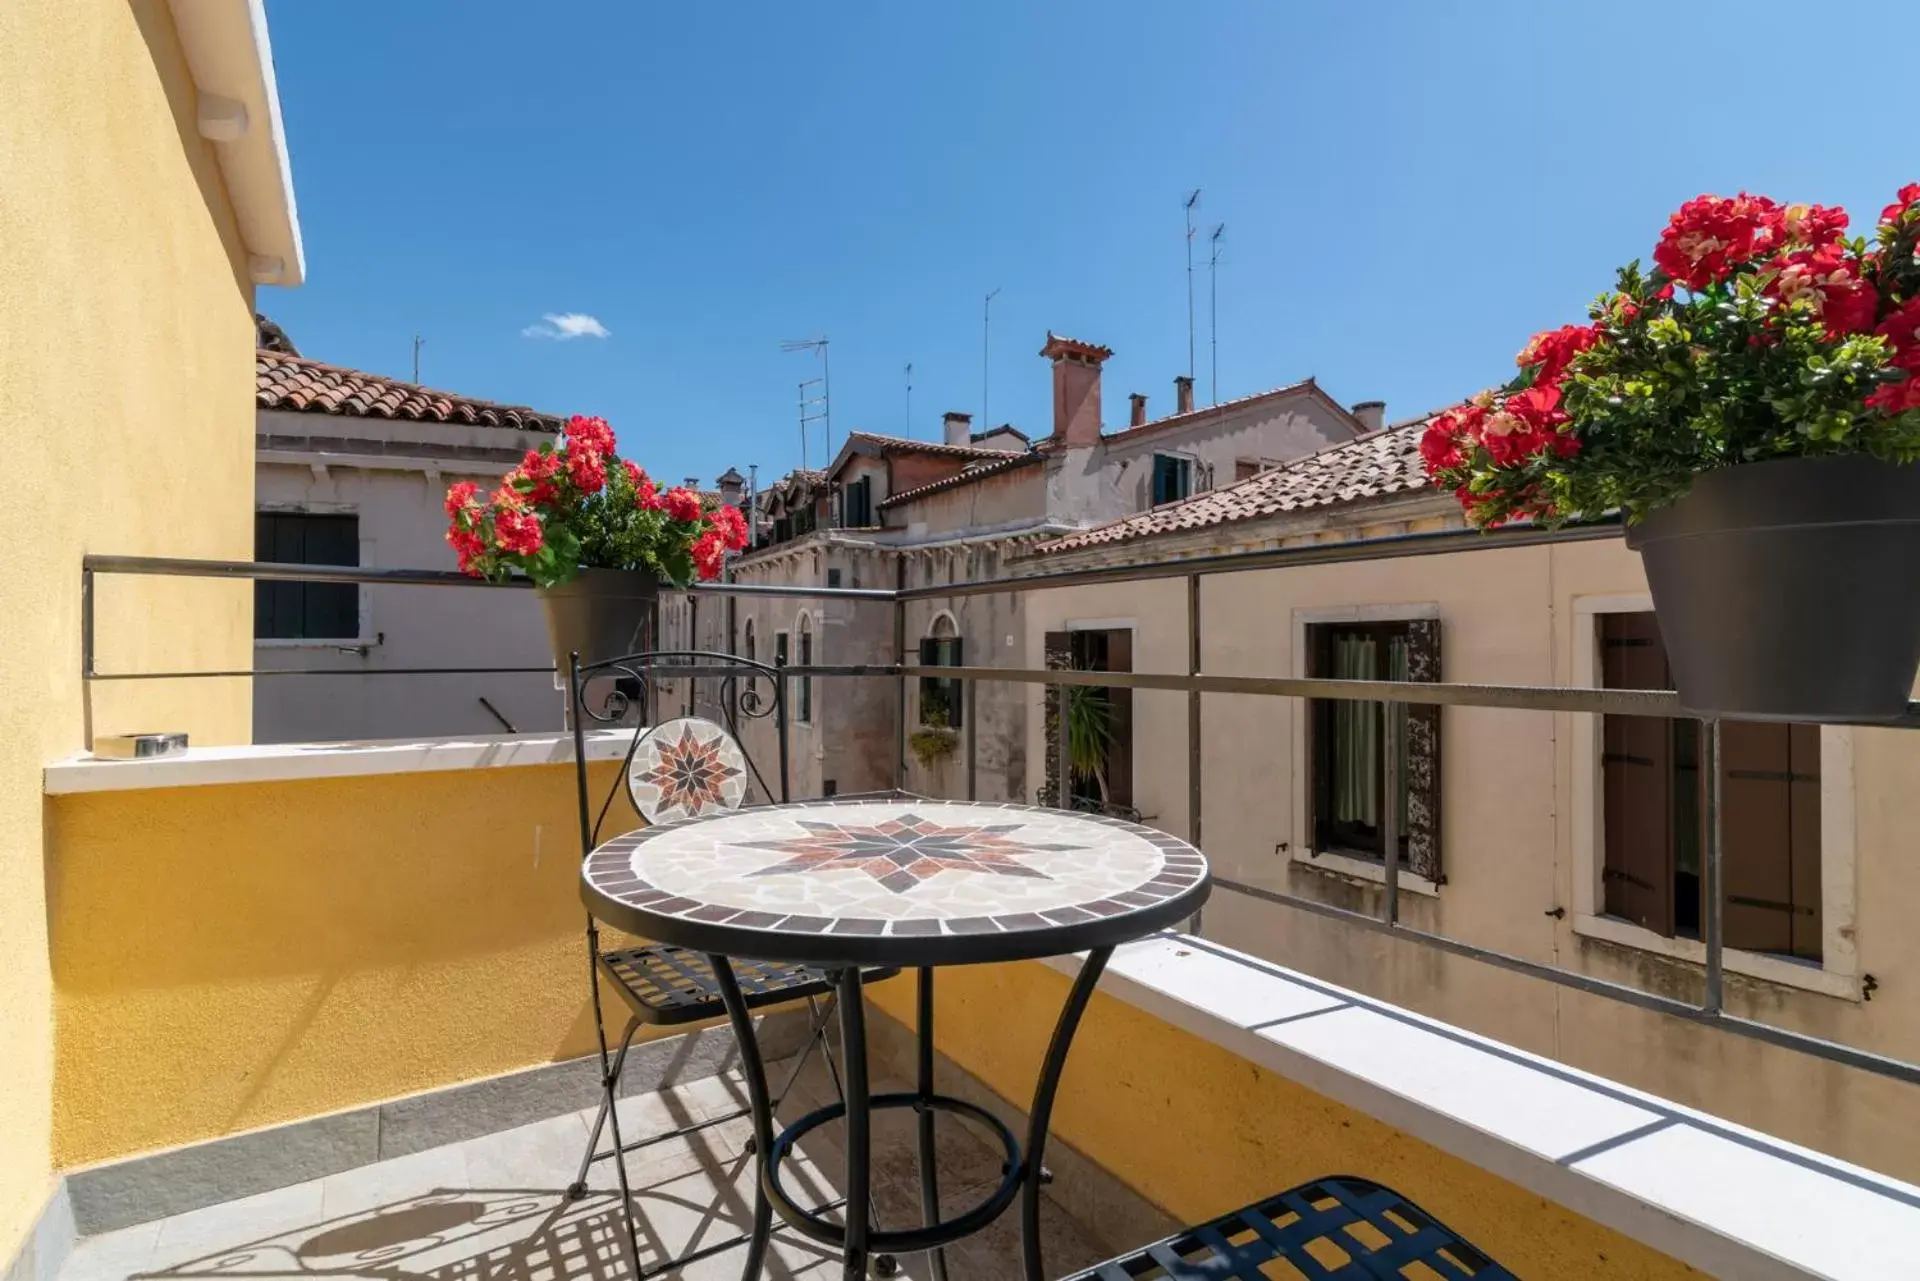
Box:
[91,732,189,760]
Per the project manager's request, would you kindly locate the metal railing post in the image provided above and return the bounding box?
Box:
[894,561,908,793]
[1382,700,1401,926]
[1186,572,1204,934]
[1702,716,1724,1015]
[1055,683,1071,811]
[965,676,978,801]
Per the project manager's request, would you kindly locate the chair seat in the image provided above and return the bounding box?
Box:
[1061,1175,1515,1280]
[599,944,899,1027]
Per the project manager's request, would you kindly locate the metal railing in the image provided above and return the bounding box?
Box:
[78,541,1920,1091]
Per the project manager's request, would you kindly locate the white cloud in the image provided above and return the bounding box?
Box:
[521,312,610,340]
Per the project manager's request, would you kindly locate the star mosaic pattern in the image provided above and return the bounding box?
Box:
[625,718,747,824]
[580,799,1210,962]
[739,812,1083,894]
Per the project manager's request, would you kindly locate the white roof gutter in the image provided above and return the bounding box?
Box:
[167,0,305,286]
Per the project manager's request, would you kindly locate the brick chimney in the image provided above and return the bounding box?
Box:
[1352,400,1386,433]
[1041,332,1114,447]
[1128,393,1148,427]
[1174,375,1194,415]
[716,467,745,505]
[942,411,973,447]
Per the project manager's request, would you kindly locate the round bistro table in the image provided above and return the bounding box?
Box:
[579,796,1211,1281]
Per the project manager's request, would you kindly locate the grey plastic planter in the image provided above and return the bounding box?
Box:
[536,568,660,673]
[1625,455,1920,722]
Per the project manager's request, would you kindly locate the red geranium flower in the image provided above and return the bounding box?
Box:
[1516,324,1601,385]
[566,447,608,494]
[493,507,544,557]
[1781,203,1849,249]
[691,528,728,580]
[1769,243,1880,337]
[1653,192,1785,290]
[662,486,703,523]
[1879,183,1920,229]
[1876,297,1920,368]
[1866,374,1920,414]
[444,480,480,517]
[565,415,617,458]
[1419,406,1475,472]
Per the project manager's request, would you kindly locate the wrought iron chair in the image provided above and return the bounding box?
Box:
[565,647,900,1278]
[1061,1175,1517,1280]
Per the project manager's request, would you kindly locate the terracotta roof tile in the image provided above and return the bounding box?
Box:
[877,451,1042,509]
[844,431,1019,461]
[256,350,563,432]
[1033,420,1432,556]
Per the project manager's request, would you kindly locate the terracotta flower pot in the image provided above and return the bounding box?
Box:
[1625,455,1920,721]
[536,568,660,675]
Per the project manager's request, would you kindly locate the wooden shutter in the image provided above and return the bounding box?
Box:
[1720,720,1822,960]
[1403,618,1443,884]
[1600,612,1675,935]
[1043,631,1071,803]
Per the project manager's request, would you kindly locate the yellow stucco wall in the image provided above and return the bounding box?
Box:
[1,0,259,1255]
[47,763,644,1168]
[869,962,1697,1278]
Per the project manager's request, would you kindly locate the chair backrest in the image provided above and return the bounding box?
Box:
[567,648,788,858]
[626,717,750,824]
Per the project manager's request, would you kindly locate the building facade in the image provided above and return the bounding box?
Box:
[251,343,567,742]
[708,331,1375,803]
[1011,420,1920,1183]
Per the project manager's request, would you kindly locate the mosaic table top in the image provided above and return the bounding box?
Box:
[580,798,1210,966]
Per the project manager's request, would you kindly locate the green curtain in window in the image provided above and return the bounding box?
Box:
[1331,633,1411,835]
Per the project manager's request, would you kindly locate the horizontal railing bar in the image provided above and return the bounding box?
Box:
[899,664,1920,726]
[87,523,1619,602]
[895,519,1625,601]
[1212,876,1920,1088]
[86,663,902,682]
[83,555,525,588]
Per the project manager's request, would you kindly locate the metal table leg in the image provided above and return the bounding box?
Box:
[708,956,776,1281]
[1021,946,1113,1281]
[839,966,872,1280]
[915,967,950,1281]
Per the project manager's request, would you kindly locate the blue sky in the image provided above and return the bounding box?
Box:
[261,1,1915,489]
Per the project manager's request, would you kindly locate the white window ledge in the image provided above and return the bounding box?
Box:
[1574,912,1859,1001]
[254,636,382,650]
[1294,848,1440,897]
[44,728,640,795]
[1049,933,1918,1280]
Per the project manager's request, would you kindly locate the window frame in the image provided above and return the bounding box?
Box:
[1289,603,1442,897]
[1150,454,1193,506]
[919,611,963,729]
[794,613,814,725]
[253,510,364,642]
[1569,594,1861,1000]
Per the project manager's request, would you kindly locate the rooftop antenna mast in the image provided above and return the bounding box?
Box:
[1208,223,1226,405]
[780,336,832,462]
[1184,189,1202,381]
[982,287,1001,430]
[904,361,914,433]
[411,334,423,384]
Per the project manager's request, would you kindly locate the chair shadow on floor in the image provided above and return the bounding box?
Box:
[124,1177,844,1281]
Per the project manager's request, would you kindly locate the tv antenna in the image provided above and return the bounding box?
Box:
[411,333,424,384]
[904,361,914,432]
[1184,189,1202,381]
[983,287,1001,430]
[779,336,831,464]
[1208,223,1226,405]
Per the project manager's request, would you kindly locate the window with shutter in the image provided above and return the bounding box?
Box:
[1599,611,1821,961]
[1151,455,1192,506]
[796,618,814,724]
[1306,618,1443,882]
[254,512,359,640]
[918,617,963,728]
